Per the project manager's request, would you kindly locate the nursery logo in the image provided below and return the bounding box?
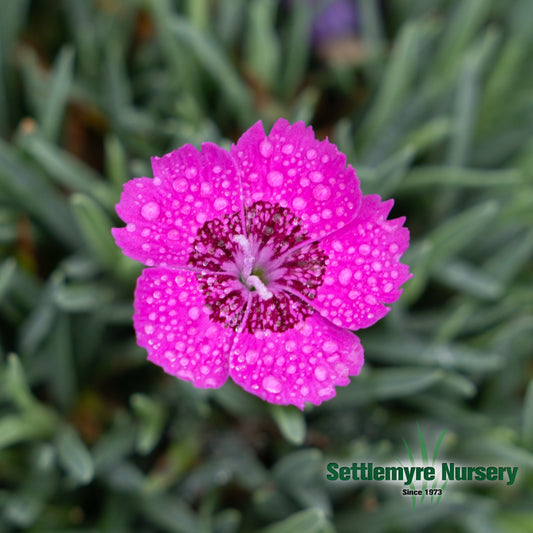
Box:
[326,424,519,509]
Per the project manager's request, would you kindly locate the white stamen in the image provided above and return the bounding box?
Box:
[247,275,273,300]
[233,234,254,278]
[233,234,273,300]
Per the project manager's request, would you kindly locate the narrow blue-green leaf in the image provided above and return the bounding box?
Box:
[260,508,335,533]
[55,424,94,485]
[168,16,252,117]
[270,405,306,446]
[522,381,533,451]
[364,337,503,373]
[434,260,503,300]
[131,393,168,455]
[0,258,16,303]
[403,117,452,155]
[0,139,80,248]
[484,228,533,286]
[54,282,113,312]
[280,1,313,97]
[19,270,63,356]
[105,135,129,190]
[70,193,120,270]
[46,312,76,410]
[446,30,499,166]
[141,495,200,533]
[19,132,113,209]
[399,167,522,189]
[361,19,428,144]
[39,46,75,142]
[433,0,490,74]
[5,353,35,410]
[243,0,280,90]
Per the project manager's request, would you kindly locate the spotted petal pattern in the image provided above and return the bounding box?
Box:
[113,119,411,409]
[230,314,364,409]
[231,119,362,241]
[112,143,242,268]
[314,195,411,330]
[134,268,234,388]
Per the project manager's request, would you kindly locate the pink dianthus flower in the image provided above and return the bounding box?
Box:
[112,119,411,409]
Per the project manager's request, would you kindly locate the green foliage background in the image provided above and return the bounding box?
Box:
[1,0,532,531]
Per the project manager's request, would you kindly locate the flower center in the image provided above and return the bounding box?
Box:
[188,201,327,333]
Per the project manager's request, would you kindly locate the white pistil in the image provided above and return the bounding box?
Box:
[247,275,273,300]
[233,234,273,301]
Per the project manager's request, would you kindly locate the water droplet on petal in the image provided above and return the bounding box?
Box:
[173,179,188,193]
[263,375,282,394]
[306,149,317,160]
[292,197,306,210]
[323,340,338,353]
[168,229,180,240]
[359,244,370,255]
[384,283,393,293]
[312,184,331,201]
[126,223,136,232]
[141,202,160,220]
[282,144,294,154]
[260,140,273,158]
[309,171,323,183]
[267,170,283,187]
[214,197,228,211]
[246,350,259,364]
[285,340,297,352]
[188,307,200,320]
[144,324,154,334]
[339,268,352,285]
[314,366,327,381]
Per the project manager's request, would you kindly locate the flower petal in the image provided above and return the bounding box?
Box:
[313,194,411,330]
[229,314,364,409]
[112,143,242,268]
[134,268,235,388]
[231,119,362,240]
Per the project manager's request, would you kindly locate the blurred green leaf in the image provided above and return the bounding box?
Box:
[0,139,80,248]
[131,393,167,455]
[39,46,75,142]
[244,0,281,90]
[55,424,94,485]
[70,193,120,271]
[270,405,306,446]
[260,508,335,533]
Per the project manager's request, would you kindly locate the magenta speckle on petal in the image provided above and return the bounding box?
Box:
[112,118,411,408]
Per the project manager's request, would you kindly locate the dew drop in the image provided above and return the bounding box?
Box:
[282,144,294,154]
[339,268,352,285]
[384,283,393,293]
[292,197,306,210]
[246,350,259,364]
[322,208,332,219]
[126,223,136,232]
[359,244,370,255]
[306,149,317,160]
[173,179,188,193]
[285,340,297,352]
[312,184,331,201]
[314,366,327,381]
[260,140,274,158]
[188,307,200,320]
[214,197,228,211]
[141,202,160,221]
[168,229,180,240]
[309,170,323,183]
[267,170,283,187]
[322,340,338,353]
[263,375,282,394]
[144,324,154,334]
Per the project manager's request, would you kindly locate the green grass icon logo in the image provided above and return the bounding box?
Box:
[397,423,448,509]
